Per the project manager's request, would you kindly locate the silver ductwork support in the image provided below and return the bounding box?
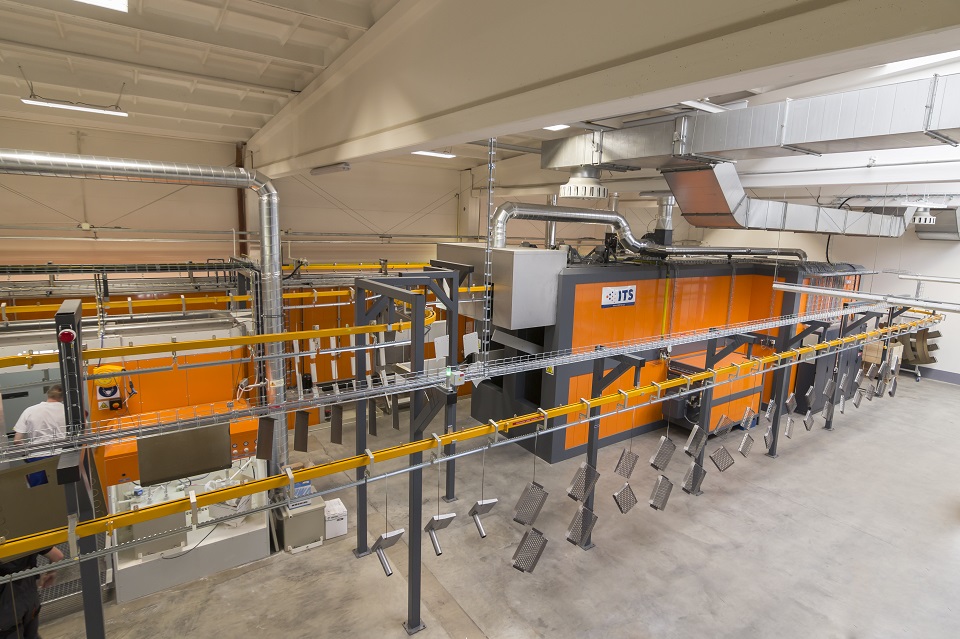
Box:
[664,163,915,237]
[490,202,806,260]
[0,148,288,471]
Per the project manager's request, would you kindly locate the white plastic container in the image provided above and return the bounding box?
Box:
[324,498,348,539]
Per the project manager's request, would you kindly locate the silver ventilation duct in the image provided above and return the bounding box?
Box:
[490,202,807,260]
[664,163,915,237]
[542,73,960,171]
[559,166,608,199]
[0,148,288,471]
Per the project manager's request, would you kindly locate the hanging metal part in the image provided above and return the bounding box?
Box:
[875,379,887,397]
[468,499,498,539]
[889,378,899,397]
[822,401,835,421]
[567,462,601,502]
[854,368,865,386]
[823,378,836,397]
[649,435,676,471]
[649,475,673,511]
[512,528,548,573]
[803,409,816,430]
[424,513,456,557]
[763,400,775,424]
[853,387,865,408]
[839,394,847,414]
[371,529,405,577]
[709,446,735,472]
[682,462,707,495]
[804,385,815,403]
[513,482,548,526]
[763,424,773,450]
[566,505,599,548]
[612,483,638,514]
[738,432,754,457]
[785,393,797,413]
[614,449,639,479]
[684,425,708,458]
[741,407,756,430]
[784,417,795,439]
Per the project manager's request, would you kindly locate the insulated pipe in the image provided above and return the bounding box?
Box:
[0,148,288,470]
[490,202,807,260]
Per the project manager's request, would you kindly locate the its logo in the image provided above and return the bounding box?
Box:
[601,285,636,308]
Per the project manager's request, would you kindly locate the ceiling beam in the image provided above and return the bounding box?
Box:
[2,0,327,68]
[0,37,298,96]
[247,0,372,31]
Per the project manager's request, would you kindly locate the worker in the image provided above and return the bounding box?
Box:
[13,385,66,487]
[0,546,64,639]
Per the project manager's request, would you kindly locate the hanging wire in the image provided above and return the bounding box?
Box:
[532,424,539,484]
[480,445,486,501]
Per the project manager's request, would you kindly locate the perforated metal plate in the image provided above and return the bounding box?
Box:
[823,378,836,397]
[682,462,707,495]
[738,432,754,457]
[513,482,548,526]
[764,401,775,423]
[803,409,815,430]
[875,380,887,397]
[649,475,673,511]
[763,425,773,450]
[684,425,707,458]
[854,368,864,385]
[804,385,815,402]
[839,394,846,414]
[512,527,547,573]
[785,393,797,413]
[613,483,638,514]
[822,401,835,421]
[853,388,865,408]
[709,446,735,472]
[878,360,889,379]
[784,416,794,439]
[866,385,874,401]
[866,363,879,379]
[839,372,849,392]
[741,408,756,430]
[649,436,676,472]
[566,505,598,548]
[715,414,736,434]
[888,378,898,397]
[567,462,600,502]
[615,449,640,479]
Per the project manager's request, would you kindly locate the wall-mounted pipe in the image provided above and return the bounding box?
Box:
[490,202,807,260]
[0,148,288,471]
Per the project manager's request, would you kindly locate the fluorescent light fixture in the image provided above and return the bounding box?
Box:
[74,0,128,10]
[884,50,960,73]
[543,124,570,131]
[411,151,456,159]
[22,98,128,117]
[679,100,728,114]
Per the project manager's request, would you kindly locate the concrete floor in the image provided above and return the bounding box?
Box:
[42,376,960,638]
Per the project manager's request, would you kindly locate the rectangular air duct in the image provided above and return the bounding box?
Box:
[915,209,960,241]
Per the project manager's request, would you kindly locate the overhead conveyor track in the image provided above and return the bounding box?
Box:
[0,311,942,563]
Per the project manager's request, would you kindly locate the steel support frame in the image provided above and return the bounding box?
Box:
[351,271,459,636]
[55,300,105,639]
[767,277,803,457]
[585,350,645,547]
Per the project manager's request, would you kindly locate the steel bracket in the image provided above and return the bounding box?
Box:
[189,490,199,530]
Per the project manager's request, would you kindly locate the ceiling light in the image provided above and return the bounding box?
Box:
[679,100,728,114]
[543,124,570,131]
[74,0,128,11]
[21,98,128,117]
[411,151,456,159]
[309,162,350,176]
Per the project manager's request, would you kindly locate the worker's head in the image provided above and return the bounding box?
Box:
[46,384,63,402]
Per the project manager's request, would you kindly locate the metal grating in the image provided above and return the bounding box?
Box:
[854,368,865,385]
[741,408,756,430]
[878,360,889,379]
[875,380,887,397]
[763,424,773,450]
[513,482,549,526]
[613,483,638,514]
[715,414,737,434]
[565,505,599,548]
[684,425,708,458]
[649,475,673,511]
[649,436,676,472]
[512,527,548,573]
[822,401,835,421]
[823,378,836,397]
[784,416,794,439]
[866,363,879,379]
[866,384,874,401]
[839,372,849,392]
[889,378,898,397]
[839,394,846,414]
[738,432,754,457]
[804,385,815,402]
[567,462,601,502]
[785,393,797,413]
[803,409,815,430]
[682,462,707,495]
[709,446,735,472]
[764,401,775,423]
[615,449,640,479]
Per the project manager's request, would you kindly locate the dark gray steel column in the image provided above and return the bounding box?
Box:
[582,355,604,549]
[698,337,719,469]
[767,282,802,457]
[823,309,849,431]
[54,300,105,639]
[443,279,459,502]
[405,294,427,634]
[354,285,370,558]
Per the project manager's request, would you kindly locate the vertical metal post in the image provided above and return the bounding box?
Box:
[480,138,496,370]
[405,294,427,635]
[824,309,849,431]
[768,284,801,457]
[54,300,105,639]
[698,337,719,469]
[443,276,459,502]
[582,355,604,549]
[353,286,370,558]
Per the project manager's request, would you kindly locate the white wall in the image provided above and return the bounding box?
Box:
[0,120,462,264]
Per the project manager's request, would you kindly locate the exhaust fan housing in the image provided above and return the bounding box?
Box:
[559,166,608,200]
